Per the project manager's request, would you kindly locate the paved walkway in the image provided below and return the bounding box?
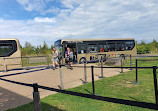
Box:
[0,64,129,111]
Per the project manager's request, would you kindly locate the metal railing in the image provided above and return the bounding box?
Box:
[0,56,50,71]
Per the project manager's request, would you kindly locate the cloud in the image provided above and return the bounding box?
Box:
[16,0,80,15]
[1,0,158,46]
[17,0,45,12]
[34,17,56,23]
[16,0,59,15]
[60,0,79,9]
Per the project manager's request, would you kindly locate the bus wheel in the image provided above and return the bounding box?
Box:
[120,54,125,59]
[79,57,86,64]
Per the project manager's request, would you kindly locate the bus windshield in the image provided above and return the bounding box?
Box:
[0,40,17,57]
[54,39,63,58]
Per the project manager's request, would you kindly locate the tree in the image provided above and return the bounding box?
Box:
[21,41,35,56]
[152,39,158,48]
[25,41,32,48]
[140,40,146,45]
[51,45,54,50]
[43,41,48,50]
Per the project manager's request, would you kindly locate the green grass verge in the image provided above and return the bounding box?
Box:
[7,60,158,111]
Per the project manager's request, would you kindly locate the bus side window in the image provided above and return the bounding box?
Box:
[107,43,115,51]
[77,44,87,54]
[87,44,98,53]
[116,43,125,51]
[125,41,134,50]
[103,44,107,52]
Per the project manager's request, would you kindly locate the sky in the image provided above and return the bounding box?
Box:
[0,0,158,47]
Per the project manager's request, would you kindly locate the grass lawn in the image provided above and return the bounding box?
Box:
[7,59,158,111]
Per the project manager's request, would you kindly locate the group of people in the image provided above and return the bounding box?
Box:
[52,47,73,70]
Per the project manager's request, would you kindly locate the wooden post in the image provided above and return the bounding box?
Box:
[83,61,88,84]
[3,58,7,72]
[33,83,42,111]
[59,65,64,89]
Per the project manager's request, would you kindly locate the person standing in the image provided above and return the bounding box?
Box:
[69,49,73,70]
[65,47,73,70]
[52,48,59,70]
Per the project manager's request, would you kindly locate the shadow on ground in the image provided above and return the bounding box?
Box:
[7,102,65,111]
[0,86,31,111]
[0,87,65,111]
[0,68,49,78]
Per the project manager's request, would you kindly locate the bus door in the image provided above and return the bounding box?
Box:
[66,43,77,63]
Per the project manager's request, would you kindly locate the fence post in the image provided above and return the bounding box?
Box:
[91,66,95,95]
[83,61,88,84]
[46,56,49,69]
[136,59,138,83]
[33,83,42,111]
[3,58,7,72]
[26,57,30,70]
[21,57,23,67]
[120,56,123,73]
[130,55,132,70]
[59,65,64,89]
[133,59,140,84]
[99,56,104,78]
[153,66,158,105]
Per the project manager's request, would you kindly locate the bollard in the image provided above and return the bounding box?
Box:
[3,58,7,72]
[59,65,64,89]
[126,55,128,65]
[33,83,42,111]
[133,59,140,84]
[46,56,49,69]
[99,56,104,78]
[136,59,138,82]
[21,57,23,67]
[26,57,30,70]
[91,66,95,95]
[153,66,158,105]
[83,61,88,84]
[120,56,123,73]
[130,55,133,70]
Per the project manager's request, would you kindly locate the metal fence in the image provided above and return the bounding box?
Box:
[0,56,50,71]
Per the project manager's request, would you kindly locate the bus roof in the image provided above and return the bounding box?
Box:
[61,38,135,42]
[0,38,19,41]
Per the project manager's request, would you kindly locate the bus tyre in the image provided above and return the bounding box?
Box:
[120,54,125,59]
[79,57,86,64]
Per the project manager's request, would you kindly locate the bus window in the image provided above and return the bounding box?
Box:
[116,40,135,51]
[99,44,104,52]
[102,44,107,52]
[54,39,63,58]
[107,43,115,51]
[116,42,125,51]
[87,44,98,53]
[125,41,135,50]
[77,43,87,54]
[0,40,17,57]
